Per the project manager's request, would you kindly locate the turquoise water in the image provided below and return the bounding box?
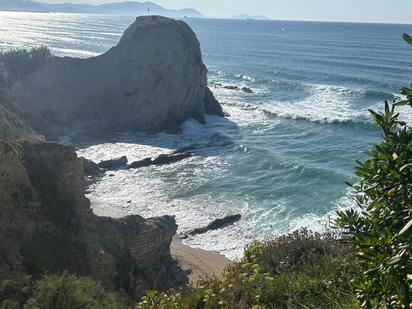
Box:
[1,12,411,259]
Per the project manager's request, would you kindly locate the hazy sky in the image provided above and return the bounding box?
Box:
[43,0,412,24]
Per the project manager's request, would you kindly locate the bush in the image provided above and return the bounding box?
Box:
[335,34,412,308]
[0,47,52,85]
[137,230,358,309]
[0,276,34,309]
[0,273,129,309]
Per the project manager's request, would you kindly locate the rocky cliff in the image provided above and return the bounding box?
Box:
[0,140,185,297]
[0,15,223,297]
[8,15,223,139]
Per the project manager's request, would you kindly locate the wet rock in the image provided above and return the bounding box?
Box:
[129,152,193,169]
[224,85,240,90]
[80,157,103,175]
[97,156,128,169]
[241,87,254,93]
[204,87,225,117]
[181,214,242,239]
[209,82,254,94]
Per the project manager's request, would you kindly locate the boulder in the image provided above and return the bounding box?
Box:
[241,86,254,94]
[80,157,103,175]
[97,156,128,169]
[129,152,193,169]
[8,16,224,139]
[181,214,242,239]
[209,82,254,94]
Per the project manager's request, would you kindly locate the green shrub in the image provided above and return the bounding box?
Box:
[0,47,52,85]
[335,34,412,308]
[26,273,129,309]
[0,273,128,309]
[137,230,357,309]
[0,276,34,309]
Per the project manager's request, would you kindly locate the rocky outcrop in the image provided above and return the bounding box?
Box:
[0,103,43,141]
[97,156,128,169]
[129,149,193,169]
[8,16,223,139]
[80,157,104,176]
[209,81,254,94]
[181,214,242,239]
[0,140,186,297]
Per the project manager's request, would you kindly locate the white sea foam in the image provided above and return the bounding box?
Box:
[261,84,371,123]
[53,48,100,57]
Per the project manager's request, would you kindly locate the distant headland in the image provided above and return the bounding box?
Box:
[0,0,204,18]
[230,14,271,21]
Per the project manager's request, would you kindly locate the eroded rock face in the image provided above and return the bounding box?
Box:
[0,140,184,297]
[0,103,43,141]
[10,16,223,139]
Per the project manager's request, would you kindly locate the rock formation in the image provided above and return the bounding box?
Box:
[129,149,193,169]
[7,16,224,140]
[0,140,186,297]
[181,214,242,239]
[0,102,42,141]
[0,15,225,297]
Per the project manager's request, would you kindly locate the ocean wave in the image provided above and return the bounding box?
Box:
[246,84,405,125]
[53,48,100,57]
[287,188,357,234]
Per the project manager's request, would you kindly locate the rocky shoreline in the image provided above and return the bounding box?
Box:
[0,15,228,299]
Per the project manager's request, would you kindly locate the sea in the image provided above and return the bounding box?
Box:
[1,12,411,260]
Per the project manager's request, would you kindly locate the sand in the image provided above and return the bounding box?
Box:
[171,240,232,286]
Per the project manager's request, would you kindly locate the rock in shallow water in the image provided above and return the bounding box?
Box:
[97,156,128,169]
[181,214,242,239]
[129,152,193,169]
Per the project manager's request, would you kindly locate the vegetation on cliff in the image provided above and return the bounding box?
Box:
[135,34,412,309]
[0,273,128,309]
[335,34,412,309]
[0,47,52,87]
[138,230,357,309]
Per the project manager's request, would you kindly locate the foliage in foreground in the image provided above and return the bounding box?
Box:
[0,273,128,309]
[336,34,412,308]
[137,230,358,309]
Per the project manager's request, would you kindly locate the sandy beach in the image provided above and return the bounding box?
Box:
[171,240,232,286]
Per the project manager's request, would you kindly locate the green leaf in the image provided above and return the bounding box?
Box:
[400,163,412,173]
[387,255,402,265]
[397,218,412,237]
[403,33,412,46]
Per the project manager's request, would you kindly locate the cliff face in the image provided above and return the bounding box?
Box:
[9,16,223,139]
[0,140,184,297]
[0,15,222,296]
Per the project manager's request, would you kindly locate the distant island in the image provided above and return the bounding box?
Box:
[0,0,204,18]
[230,14,271,21]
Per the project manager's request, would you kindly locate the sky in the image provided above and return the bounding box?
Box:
[42,0,412,24]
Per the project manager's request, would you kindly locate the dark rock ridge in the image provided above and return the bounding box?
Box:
[0,140,186,297]
[129,149,194,169]
[209,82,254,94]
[80,149,194,177]
[80,157,104,176]
[97,156,128,169]
[181,214,242,239]
[7,16,224,140]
